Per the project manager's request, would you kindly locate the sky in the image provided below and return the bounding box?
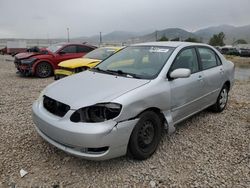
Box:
[0,0,250,39]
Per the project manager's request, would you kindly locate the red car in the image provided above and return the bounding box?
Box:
[14,43,96,78]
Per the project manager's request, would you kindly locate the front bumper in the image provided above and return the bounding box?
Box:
[54,69,74,80]
[32,100,138,160]
[15,62,33,75]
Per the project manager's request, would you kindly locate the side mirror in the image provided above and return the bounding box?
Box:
[169,68,191,79]
[58,51,66,55]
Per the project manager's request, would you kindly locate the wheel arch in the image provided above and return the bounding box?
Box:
[224,80,231,91]
[135,107,166,128]
[32,59,55,74]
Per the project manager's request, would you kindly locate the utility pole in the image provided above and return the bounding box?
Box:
[99,32,102,46]
[155,30,158,41]
[67,28,70,42]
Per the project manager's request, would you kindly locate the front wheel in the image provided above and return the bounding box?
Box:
[211,85,229,112]
[128,111,162,160]
[35,62,52,78]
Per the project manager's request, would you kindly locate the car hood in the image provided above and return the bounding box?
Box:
[59,58,101,69]
[15,52,39,59]
[45,70,150,109]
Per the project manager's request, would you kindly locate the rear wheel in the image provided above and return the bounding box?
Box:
[210,85,229,112]
[35,62,52,78]
[128,111,162,160]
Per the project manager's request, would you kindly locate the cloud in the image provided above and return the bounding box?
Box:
[0,0,249,38]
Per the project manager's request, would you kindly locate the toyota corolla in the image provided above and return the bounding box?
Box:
[32,42,234,160]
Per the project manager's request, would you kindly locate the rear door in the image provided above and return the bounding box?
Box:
[197,47,224,106]
[168,47,206,123]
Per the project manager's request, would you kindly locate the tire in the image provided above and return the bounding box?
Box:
[35,62,52,78]
[128,111,162,160]
[210,85,229,112]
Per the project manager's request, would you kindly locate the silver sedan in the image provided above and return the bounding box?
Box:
[32,42,234,160]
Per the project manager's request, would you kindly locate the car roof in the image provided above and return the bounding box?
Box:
[54,42,96,48]
[133,41,208,48]
[100,46,124,50]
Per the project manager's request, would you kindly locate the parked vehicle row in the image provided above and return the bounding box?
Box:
[14,43,97,77]
[54,46,123,80]
[32,42,235,160]
[217,46,250,57]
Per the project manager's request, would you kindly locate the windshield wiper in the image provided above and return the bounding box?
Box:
[91,67,110,74]
[106,69,142,79]
[91,67,142,79]
[91,67,122,76]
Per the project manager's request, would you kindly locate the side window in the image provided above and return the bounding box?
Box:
[77,45,94,53]
[198,48,218,70]
[170,48,199,73]
[61,45,77,53]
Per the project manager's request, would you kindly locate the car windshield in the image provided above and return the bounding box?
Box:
[47,44,63,53]
[94,46,174,79]
[84,48,117,60]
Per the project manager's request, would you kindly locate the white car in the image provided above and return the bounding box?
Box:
[32,42,235,160]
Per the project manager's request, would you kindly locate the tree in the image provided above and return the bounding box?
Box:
[209,32,225,46]
[185,37,200,43]
[171,37,180,41]
[157,36,169,41]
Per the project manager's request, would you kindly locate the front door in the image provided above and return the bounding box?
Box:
[168,47,206,123]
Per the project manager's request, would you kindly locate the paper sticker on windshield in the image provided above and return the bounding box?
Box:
[149,47,169,53]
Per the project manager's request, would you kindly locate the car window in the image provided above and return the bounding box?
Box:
[77,45,94,53]
[61,45,77,53]
[170,48,199,73]
[198,48,218,70]
[95,46,174,79]
[47,44,63,53]
[84,48,117,60]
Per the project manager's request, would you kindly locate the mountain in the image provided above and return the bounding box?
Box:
[133,28,198,43]
[73,31,146,44]
[102,31,139,41]
[195,24,250,44]
[1,25,249,46]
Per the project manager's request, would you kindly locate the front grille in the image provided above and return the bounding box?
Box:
[43,95,70,117]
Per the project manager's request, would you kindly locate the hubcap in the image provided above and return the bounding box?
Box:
[219,88,228,109]
[138,120,155,150]
[38,63,50,77]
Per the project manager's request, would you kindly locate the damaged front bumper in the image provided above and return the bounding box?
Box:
[54,69,74,80]
[16,64,33,75]
[32,100,138,160]
[14,58,36,76]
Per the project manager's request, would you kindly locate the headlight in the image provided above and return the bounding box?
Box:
[70,103,122,123]
[20,57,37,64]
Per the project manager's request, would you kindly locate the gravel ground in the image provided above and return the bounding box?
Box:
[0,55,249,188]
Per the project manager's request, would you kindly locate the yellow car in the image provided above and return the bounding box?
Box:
[54,46,123,80]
